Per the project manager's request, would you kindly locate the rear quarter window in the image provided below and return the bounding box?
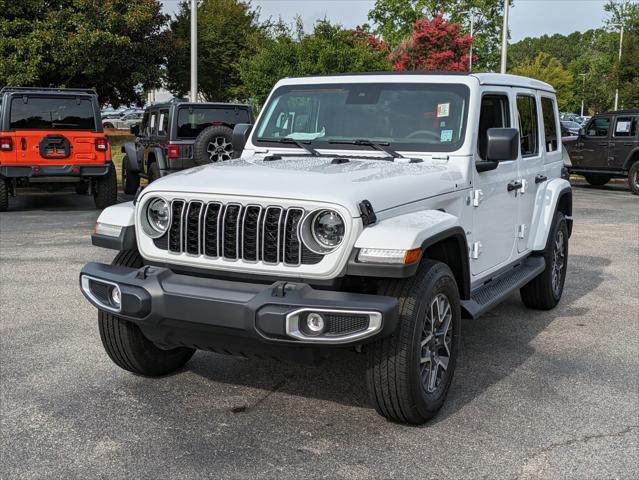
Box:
[9,96,96,131]
[176,107,250,138]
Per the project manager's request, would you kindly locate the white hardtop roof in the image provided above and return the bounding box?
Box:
[277,72,556,94]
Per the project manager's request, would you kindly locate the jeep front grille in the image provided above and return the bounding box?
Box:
[155,200,323,266]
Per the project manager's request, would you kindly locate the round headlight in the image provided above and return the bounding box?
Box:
[311,209,345,249]
[145,198,170,237]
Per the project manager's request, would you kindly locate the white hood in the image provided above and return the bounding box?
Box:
[144,155,461,216]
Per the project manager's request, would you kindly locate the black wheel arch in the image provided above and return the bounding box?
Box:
[146,147,168,174]
[556,187,573,237]
[622,148,639,171]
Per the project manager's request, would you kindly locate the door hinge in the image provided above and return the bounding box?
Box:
[469,241,483,259]
[472,189,484,207]
[517,224,527,239]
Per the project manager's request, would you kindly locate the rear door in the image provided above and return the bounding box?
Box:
[572,116,611,170]
[8,95,103,166]
[609,115,638,169]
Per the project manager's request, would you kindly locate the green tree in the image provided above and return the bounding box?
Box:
[0,0,169,106]
[512,53,575,110]
[238,19,392,105]
[605,0,639,109]
[367,0,511,71]
[165,0,266,102]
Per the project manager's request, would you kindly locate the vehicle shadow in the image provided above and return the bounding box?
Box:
[2,191,131,213]
[570,179,631,194]
[185,254,610,423]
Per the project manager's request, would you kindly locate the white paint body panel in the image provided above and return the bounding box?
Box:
[97,201,135,227]
[529,178,571,251]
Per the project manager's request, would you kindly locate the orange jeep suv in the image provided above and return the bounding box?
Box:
[0,87,117,211]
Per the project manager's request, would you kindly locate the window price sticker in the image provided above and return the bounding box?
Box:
[437,103,450,118]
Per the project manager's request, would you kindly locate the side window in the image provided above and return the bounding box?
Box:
[140,112,149,136]
[477,94,510,161]
[540,97,559,152]
[613,116,637,137]
[586,117,610,137]
[149,111,157,136]
[516,95,539,157]
[158,110,169,136]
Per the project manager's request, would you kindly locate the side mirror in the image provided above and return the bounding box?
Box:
[130,124,140,136]
[232,124,253,157]
[486,128,519,161]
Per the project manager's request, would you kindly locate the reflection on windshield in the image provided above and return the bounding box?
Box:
[255,83,469,153]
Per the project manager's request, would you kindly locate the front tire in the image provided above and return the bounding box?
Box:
[520,212,568,310]
[98,249,195,376]
[366,260,461,424]
[147,162,160,184]
[584,174,610,186]
[93,165,117,209]
[628,162,639,195]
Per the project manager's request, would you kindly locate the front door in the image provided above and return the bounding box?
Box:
[471,91,519,276]
[609,115,638,169]
[572,116,611,170]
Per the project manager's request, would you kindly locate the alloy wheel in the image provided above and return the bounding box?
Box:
[420,293,453,394]
[207,137,234,162]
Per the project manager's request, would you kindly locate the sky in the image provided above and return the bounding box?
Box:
[160,0,614,42]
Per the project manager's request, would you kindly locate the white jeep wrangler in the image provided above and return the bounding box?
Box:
[80,73,572,424]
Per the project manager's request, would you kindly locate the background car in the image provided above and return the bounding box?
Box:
[560,120,582,137]
[102,111,144,130]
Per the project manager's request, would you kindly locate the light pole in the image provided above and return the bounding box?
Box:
[461,10,477,72]
[613,22,624,111]
[579,73,586,117]
[190,0,198,102]
[500,0,510,74]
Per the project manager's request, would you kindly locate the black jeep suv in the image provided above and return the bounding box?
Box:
[121,101,253,194]
[566,109,639,194]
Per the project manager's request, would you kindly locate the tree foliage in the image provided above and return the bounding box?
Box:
[390,14,473,72]
[237,19,392,105]
[368,0,510,71]
[165,0,266,102]
[0,0,169,106]
[511,53,574,110]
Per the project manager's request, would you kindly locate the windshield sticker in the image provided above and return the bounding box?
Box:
[440,129,453,142]
[437,103,450,118]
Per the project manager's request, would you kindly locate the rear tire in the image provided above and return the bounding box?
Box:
[366,260,461,424]
[93,165,117,209]
[122,155,140,195]
[0,179,8,212]
[628,162,639,195]
[147,162,160,184]
[98,249,196,376]
[520,212,568,310]
[193,125,235,166]
[584,175,610,186]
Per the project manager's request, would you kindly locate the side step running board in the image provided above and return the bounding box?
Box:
[461,256,546,320]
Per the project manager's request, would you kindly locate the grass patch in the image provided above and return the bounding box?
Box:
[106,133,134,188]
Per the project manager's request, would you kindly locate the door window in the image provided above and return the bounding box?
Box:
[158,110,169,136]
[148,111,157,136]
[540,97,559,152]
[516,95,539,157]
[477,94,510,161]
[613,116,638,137]
[586,117,610,137]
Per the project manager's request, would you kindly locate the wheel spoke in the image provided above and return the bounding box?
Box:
[427,364,439,392]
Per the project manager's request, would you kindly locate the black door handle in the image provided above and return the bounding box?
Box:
[535,174,547,184]
[21,138,27,150]
[507,180,523,192]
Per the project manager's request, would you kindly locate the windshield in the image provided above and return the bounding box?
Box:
[9,96,96,130]
[253,83,470,153]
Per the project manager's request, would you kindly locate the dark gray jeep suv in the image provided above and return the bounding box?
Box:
[566,109,639,194]
[121,101,253,194]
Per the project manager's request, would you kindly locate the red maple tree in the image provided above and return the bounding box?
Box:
[390,14,474,72]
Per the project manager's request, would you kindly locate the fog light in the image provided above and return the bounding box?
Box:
[110,286,121,308]
[306,313,325,335]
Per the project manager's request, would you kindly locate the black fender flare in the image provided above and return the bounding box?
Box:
[147,146,168,174]
[122,142,144,173]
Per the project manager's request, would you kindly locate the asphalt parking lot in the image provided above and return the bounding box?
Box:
[1,181,637,479]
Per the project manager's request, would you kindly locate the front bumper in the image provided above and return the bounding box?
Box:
[0,164,111,179]
[79,262,399,359]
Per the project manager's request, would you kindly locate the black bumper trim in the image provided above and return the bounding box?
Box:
[0,164,111,178]
[79,262,399,351]
[91,225,137,251]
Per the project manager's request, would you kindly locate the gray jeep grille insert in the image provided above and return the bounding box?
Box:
[155,200,323,266]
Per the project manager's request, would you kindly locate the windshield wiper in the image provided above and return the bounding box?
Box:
[257,137,320,156]
[327,139,406,159]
